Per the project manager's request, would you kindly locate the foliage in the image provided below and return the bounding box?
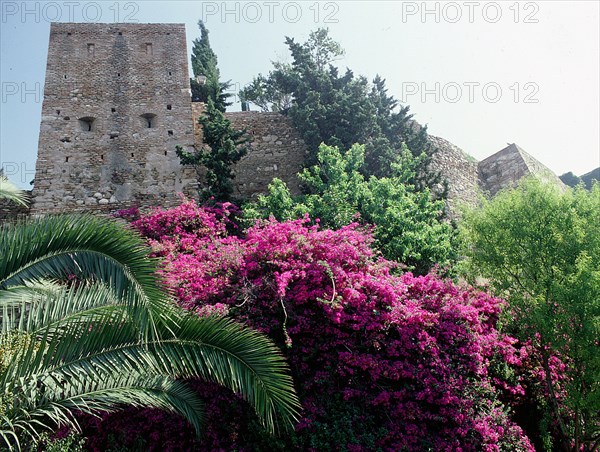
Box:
[190,20,231,112]
[244,143,455,274]
[0,213,300,450]
[240,28,441,192]
[581,167,600,190]
[238,62,295,113]
[37,432,86,452]
[177,99,249,202]
[0,175,28,207]
[91,200,536,450]
[459,179,600,451]
[559,171,583,188]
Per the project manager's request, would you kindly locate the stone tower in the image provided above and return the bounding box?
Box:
[478,143,565,197]
[32,22,197,212]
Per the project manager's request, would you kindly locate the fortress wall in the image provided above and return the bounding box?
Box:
[478,146,532,197]
[429,135,480,213]
[26,23,564,218]
[191,103,306,199]
[32,23,198,213]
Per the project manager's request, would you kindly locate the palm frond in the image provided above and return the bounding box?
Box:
[0,176,28,207]
[2,284,300,438]
[0,215,176,339]
[3,375,205,451]
[1,283,133,335]
[0,214,300,447]
[151,314,301,433]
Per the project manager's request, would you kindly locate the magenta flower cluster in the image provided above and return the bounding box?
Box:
[103,200,540,450]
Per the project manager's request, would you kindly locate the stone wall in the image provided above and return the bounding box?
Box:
[478,143,565,197]
[32,23,198,214]
[227,111,306,198]
[191,103,306,199]
[429,135,480,212]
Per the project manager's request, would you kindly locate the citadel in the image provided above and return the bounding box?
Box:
[9,23,566,217]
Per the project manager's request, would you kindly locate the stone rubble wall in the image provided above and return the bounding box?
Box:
[429,135,480,213]
[191,103,306,199]
[31,23,198,214]
[226,111,306,198]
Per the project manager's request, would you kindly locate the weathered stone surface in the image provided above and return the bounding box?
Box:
[429,135,480,214]
[32,23,198,214]
[189,104,306,199]
[478,143,565,197]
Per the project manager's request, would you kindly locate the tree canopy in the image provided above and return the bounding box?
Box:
[190,20,231,112]
[239,28,441,193]
[460,179,600,451]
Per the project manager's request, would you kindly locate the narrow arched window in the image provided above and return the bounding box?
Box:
[78,116,95,132]
[140,113,156,128]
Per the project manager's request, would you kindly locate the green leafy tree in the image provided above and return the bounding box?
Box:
[559,171,583,188]
[190,20,231,112]
[0,204,300,450]
[459,179,600,451]
[239,62,295,113]
[177,99,249,203]
[244,143,455,274]
[241,29,440,193]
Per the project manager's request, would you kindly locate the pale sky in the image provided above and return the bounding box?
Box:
[1,1,599,188]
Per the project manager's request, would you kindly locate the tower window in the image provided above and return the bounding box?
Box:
[65,156,69,162]
[78,116,95,132]
[140,113,156,128]
[167,104,172,110]
[118,31,122,35]
[145,43,153,55]
[168,130,173,136]
[56,109,60,115]
[111,107,116,113]
[87,43,95,56]
[168,71,172,76]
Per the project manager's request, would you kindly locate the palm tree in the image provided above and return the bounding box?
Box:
[0,176,28,207]
[0,210,300,450]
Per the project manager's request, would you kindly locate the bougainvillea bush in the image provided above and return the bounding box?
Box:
[91,200,536,451]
